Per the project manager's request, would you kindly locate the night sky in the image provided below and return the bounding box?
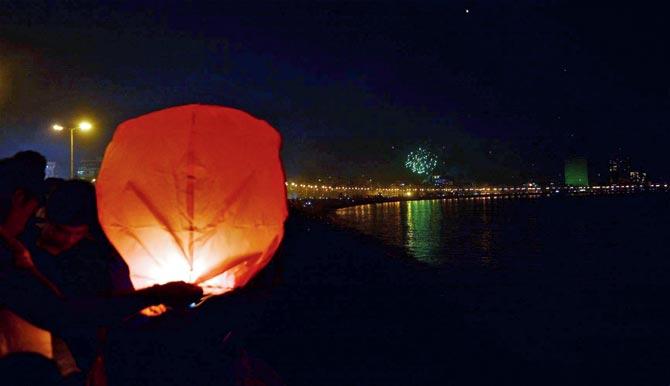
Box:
[1,1,669,184]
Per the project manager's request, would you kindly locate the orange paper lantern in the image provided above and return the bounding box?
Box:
[96,105,287,294]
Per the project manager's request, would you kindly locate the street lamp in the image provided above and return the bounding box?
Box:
[52,121,93,178]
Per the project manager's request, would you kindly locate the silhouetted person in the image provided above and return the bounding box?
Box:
[0,151,45,240]
[0,352,63,386]
[22,180,136,379]
[0,152,203,384]
[0,151,54,358]
[25,180,132,297]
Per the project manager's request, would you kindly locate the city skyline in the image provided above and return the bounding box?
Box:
[40,148,661,188]
[2,2,669,183]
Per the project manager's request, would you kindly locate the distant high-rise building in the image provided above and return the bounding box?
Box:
[564,158,589,186]
[45,161,57,178]
[76,159,102,181]
[608,155,631,184]
[629,170,648,185]
[431,175,452,187]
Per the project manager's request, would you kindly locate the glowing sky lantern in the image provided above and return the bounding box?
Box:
[96,105,288,294]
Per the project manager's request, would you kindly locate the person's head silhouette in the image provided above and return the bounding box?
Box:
[39,179,97,255]
[0,151,46,237]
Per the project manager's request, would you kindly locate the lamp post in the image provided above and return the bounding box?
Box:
[52,121,93,178]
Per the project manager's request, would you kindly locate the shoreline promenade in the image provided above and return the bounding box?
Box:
[287,182,670,213]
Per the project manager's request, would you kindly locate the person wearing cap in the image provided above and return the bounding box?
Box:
[21,179,137,379]
[24,179,133,297]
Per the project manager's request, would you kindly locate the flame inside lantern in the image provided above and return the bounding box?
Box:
[96,105,288,294]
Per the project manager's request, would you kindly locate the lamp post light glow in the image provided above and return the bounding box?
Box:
[78,121,92,131]
[52,121,94,178]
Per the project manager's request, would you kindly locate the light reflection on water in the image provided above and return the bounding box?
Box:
[406,200,442,264]
[333,197,541,267]
[333,195,670,381]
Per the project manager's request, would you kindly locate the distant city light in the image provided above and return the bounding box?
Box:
[281,179,668,202]
[52,124,64,131]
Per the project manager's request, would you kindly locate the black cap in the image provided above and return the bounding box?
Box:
[46,179,97,226]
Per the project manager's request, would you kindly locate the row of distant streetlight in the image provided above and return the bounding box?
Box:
[52,121,93,179]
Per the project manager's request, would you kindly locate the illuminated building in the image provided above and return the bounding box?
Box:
[432,175,451,187]
[629,170,648,185]
[76,159,102,181]
[608,155,631,184]
[45,161,57,178]
[564,158,589,186]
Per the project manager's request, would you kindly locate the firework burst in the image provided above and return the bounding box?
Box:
[405,147,438,176]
